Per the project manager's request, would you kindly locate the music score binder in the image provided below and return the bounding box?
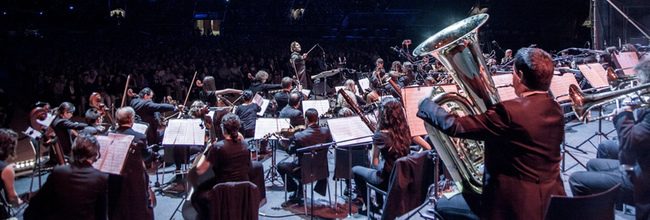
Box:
[253,118,291,140]
[93,133,134,175]
[327,116,373,146]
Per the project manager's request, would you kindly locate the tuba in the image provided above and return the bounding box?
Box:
[413,13,497,207]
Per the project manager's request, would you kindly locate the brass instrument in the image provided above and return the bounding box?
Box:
[413,14,496,203]
[569,83,650,121]
[337,89,377,131]
[607,67,637,88]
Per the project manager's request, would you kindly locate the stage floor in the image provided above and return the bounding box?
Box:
[10,118,636,220]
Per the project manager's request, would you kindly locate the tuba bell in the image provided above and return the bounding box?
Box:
[413,13,497,209]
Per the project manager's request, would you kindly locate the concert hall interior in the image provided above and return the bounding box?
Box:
[2,0,650,219]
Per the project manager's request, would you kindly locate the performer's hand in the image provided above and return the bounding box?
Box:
[195,80,203,87]
[177,105,185,111]
[302,54,308,59]
[247,73,254,80]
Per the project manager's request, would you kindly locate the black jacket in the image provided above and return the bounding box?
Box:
[52,117,88,155]
[130,97,176,144]
[279,105,305,127]
[25,164,109,220]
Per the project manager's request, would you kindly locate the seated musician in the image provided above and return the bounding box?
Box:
[273,77,294,114]
[351,97,410,212]
[130,87,182,145]
[279,91,305,127]
[570,59,650,219]
[192,113,252,219]
[80,108,105,135]
[501,49,513,65]
[277,108,333,204]
[418,48,564,220]
[336,79,366,112]
[0,129,23,218]
[196,76,243,107]
[249,70,282,96]
[109,107,154,220]
[25,134,108,220]
[235,90,261,138]
[52,102,88,161]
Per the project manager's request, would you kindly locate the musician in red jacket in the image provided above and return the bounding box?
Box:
[418,48,565,220]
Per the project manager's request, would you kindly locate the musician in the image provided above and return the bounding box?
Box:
[277,108,333,203]
[25,134,108,220]
[192,113,252,219]
[249,70,282,96]
[52,102,88,157]
[273,77,294,114]
[501,49,513,65]
[569,59,650,220]
[80,108,104,135]
[235,90,261,138]
[0,129,22,219]
[279,91,305,127]
[196,76,243,107]
[400,61,415,87]
[418,48,565,220]
[337,79,366,111]
[109,107,153,220]
[350,97,410,212]
[370,58,385,90]
[290,41,311,89]
[130,87,181,145]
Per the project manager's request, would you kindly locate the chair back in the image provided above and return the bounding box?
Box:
[381,151,436,220]
[333,143,370,179]
[544,184,620,220]
[209,181,259,220]
[298,144,330,184]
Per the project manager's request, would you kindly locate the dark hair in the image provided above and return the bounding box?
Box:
[242,90,254,102]
[85,108,101,124]
[57,102,76,116]
[221,113,241,143]
[71,134,100,166]
[513,48,554,91]
[139,87,153,97]
[376,58,384,65]
[391,61,402,72]
[304,108,319,124]
[203,76,217,92]
[288,91,302,108]
[0,129,17,161]
[378,97,411,155]
[281,77,293,89]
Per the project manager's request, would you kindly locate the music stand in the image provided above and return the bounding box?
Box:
[613,52,640,76]
[327,116,374,216]
[401,86,434,137]
[301,100,331,118]
[254,118,291,185]
[491,74,518,101]
[93,133,134,175]
[549,73,590,171]
[161,119,204,189]
[312,69,341,96]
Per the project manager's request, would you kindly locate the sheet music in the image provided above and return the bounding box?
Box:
[93,134,134,175]
[302,100,331,117]
[577,63,609,88]
[438,84,458,94]
[615,52,639,76]
[132,123,148,135]
[161,119,204,146]
[491,74,517,101]
[327,116,373,146]
[301,89,311,97]
[257,99,270,116]
[334,86,345,93]
[550,72,580,102]
[253,118,291,139]
[37,113,55,127]
[401,86,434,137]
[24,127,42,139]
[358,78,370,91]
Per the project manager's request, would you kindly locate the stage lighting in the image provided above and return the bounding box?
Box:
[1,11,6,16]
[38,11,44,16]
[68,5,75,11]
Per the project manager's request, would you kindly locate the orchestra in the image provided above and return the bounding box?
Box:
[4,15,650,220]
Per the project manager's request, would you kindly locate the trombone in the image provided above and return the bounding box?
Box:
[569,82,650,121]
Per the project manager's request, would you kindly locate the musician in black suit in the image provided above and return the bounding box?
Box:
[418,48,565,220]
[273,77,294,114]
[25,134,108,220]
[108,107,153,220]
[52,102,88,157]
[235,90,261,138]
[130,87,180,145]
[277,108,333,203]
[570,59,650,220]
[290,41,311,89]
[279,91,305,127]
[196,76,243,107]
[192,113,252,219]
[248,71,282,96]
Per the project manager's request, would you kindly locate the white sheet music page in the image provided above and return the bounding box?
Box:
[93,134,134,175]
[550,72,579,102]
[257,99,271,116]
[37,113,55,127]
[491,74,517,101]
[577,63,608,89]
[254,118,291,139]
[302,100,330,117]
[401,86,434,137]
[358,78,370,91]
[132,123,148,135]
[162,119,203,145]
[327,116,373,146]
